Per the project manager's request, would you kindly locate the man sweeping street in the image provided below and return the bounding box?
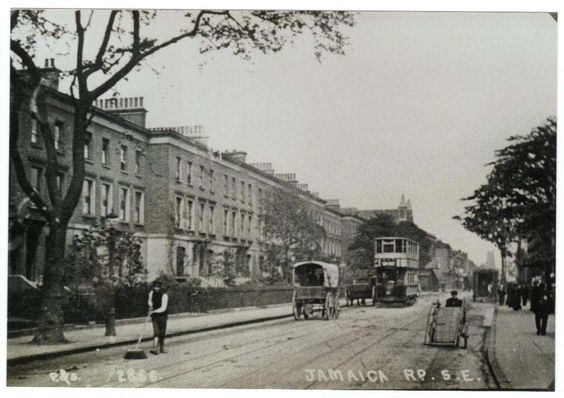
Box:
[148,281,169,355]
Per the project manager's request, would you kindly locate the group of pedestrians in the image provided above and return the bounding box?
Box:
[497,279,554,336]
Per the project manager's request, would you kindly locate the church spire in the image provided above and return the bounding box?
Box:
[399,194,407,208]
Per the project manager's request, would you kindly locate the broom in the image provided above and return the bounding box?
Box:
[123,314,150,360]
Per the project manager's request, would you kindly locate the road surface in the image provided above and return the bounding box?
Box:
[7,293,496,389]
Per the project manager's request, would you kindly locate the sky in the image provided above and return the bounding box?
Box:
[21,9,557,267]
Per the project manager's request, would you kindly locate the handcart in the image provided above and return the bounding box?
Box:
[424,301,468,349]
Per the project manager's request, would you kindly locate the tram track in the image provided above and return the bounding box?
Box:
[215,307,428,388]
[302,313,428,389]
[139,305,406,388]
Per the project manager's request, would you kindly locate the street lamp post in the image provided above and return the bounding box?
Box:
[104,211,119,337]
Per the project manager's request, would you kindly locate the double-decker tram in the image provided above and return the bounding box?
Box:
[373,237,420,305]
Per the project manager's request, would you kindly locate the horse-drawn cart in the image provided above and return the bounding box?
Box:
[292,261,341,320]
[345,281,376,306]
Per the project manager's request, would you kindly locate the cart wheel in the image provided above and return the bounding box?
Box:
[325,293,333,320]
[334,298,340,319]
[292,291,301,320]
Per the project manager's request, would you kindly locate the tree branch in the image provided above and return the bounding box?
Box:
[10,39,40,80]
[11,10,19,31]
[31,82,62,207]
[82,10,119,79]
[132,10,140,56]
[10,64,54,221]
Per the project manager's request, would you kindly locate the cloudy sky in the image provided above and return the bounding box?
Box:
[28,9,557,266]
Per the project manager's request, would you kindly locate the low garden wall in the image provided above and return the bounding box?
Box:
[8,284,294,330]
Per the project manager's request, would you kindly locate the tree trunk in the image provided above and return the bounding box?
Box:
[32,224,69,343]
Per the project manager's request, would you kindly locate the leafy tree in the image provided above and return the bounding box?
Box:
[212,249,238,286]
[258,187,326,281]
[10,9,355,342]
[347,214,396,270]
[455,117,556,282]
[63,220,145,335]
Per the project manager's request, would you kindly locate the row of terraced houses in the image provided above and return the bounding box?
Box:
[10,62,417,287]
[10,62,473,291]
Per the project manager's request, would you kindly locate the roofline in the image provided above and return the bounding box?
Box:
[375,236,420,245]
[20,82,349,217]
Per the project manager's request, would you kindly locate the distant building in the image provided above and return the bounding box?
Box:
[485,250,496,269]
[355,194,414,223]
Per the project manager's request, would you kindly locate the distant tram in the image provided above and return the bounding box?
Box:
[373,237,420,305]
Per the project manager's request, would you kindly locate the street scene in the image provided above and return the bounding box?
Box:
[8,293,497,389]
[6,6,557,393]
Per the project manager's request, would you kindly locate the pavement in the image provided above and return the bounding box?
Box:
[487,302,555,390]
[7,303,293,364]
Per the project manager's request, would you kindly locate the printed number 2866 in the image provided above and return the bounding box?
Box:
[116,368,159,383]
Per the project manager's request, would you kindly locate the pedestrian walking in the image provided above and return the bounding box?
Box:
[148,281,169,355]
[497,284,506,305]
[532,285,552,335]
[530,279,542,314]
[520,284,529,307]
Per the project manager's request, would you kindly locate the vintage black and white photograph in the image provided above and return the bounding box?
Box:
[4,0,558,392]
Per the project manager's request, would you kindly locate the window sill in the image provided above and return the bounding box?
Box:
[30,142,42,149]
[121,170,129,175]
[85,159,95,165]
[102,164,111,169]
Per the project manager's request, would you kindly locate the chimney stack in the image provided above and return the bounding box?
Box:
[250,162,275,175]
[148,125,209,146]
[297,183,309,192]
[41,58,59,90]
[93,96,148,127]
[326,199,340,211]
[222,150,247,163]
